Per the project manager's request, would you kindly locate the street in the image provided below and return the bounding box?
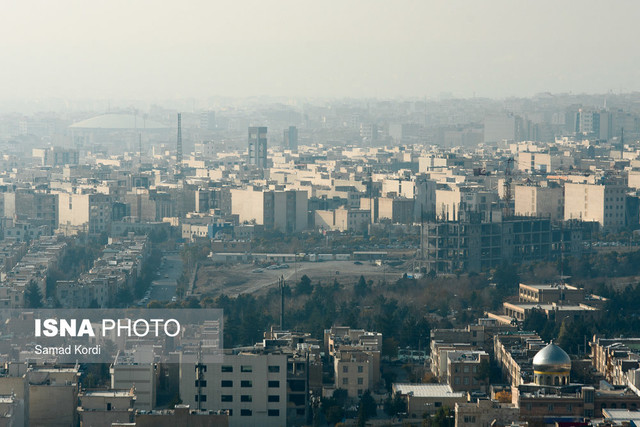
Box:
[149,253,181,302]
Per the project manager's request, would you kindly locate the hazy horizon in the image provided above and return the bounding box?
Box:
[2,0,640,102]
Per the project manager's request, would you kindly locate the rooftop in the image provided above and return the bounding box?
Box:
[393,383,465,398]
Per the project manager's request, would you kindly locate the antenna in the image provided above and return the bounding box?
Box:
[503,157,514,218]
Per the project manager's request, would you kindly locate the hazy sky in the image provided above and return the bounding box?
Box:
[2,0,640,101]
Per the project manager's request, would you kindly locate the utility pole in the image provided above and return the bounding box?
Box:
[279,275,285,330]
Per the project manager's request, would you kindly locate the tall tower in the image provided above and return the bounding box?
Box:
[283,126,298,151]
[248,126,267,168]
[176,113,183,166]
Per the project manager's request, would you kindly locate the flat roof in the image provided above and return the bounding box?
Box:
[393,383,465,398]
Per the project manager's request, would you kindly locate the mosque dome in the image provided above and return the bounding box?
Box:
[532,342,572,389]
[533,342,571,373]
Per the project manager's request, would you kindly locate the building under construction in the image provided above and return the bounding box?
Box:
[420,211,592,274]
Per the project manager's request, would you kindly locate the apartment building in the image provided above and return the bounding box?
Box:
[57,192,113,235]
[324,327,382,398]
[179,352,287,427]
[231,188,308,233]
[564,179,627,230]
[314,207,370,232]
[445,350,490,392]
[514,184,564,221]
[110,348,157,411]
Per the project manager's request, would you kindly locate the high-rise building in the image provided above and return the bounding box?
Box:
[200,110,216,130]
[283,126,298,151]
[248,127,268,168]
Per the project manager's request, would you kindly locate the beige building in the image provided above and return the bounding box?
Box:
[110,348,157,411]
[446,350,490,392]
[324,327,382,398]
[314,207,370,232]
[231,189,308,232]
[377,197,414,224]
[517,151,574,173]
[514,184,564,220]
[57,192,113,235]
[28,366,80,427]
[564,180,627,229]
[518,283,585,304]
[179,352,287,427]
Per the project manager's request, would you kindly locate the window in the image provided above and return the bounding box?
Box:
[454,377,460,385]
[358,389,363,396]
[343,378,349,385]
[268,365,280,373]
[221,395,233,402]
[195,394,207,402]
[358,378,363,385]
[221,380,233,387]
[241,409,252,416]
[463,366,469,373]
[268,395,280,402]
[358,365,363,373]
[268,409,280,417]
[268,380,280,388]
[464,377,469,385]
[241,380,252,388]
[343,366,348,373]
[221,365,233,372]
[194,380,207,387]
[548,404,554,412]
[241,395,252,402]
[241,365,252,373]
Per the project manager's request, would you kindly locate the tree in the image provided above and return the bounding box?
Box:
[493,263,519,294]
[384,391,407,417]
[432,406,454,427]
[25,280,43,308]
[358,390,377,420]
[297,275,313,295]
[354,275,369,298]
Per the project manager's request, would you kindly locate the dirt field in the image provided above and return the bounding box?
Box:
[194,260,405,297]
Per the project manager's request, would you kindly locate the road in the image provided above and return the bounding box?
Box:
[149,253,181,302]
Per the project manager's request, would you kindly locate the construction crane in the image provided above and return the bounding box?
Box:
[503,157,514,218]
